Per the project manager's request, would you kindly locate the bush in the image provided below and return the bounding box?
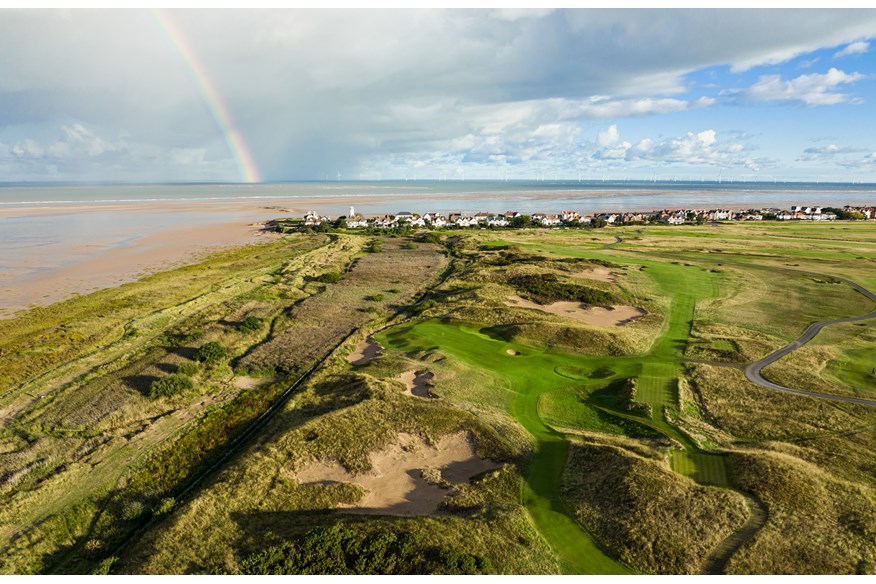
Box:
[316,272,341,284]
[194,341,227,363]
[366,241,383,253]
[369,294,385,302]
[511,273,617,307]
[177,361,200,376]
[402,242,419,250]
[239,316,263,333]
[149,373,194,398]
[237,525,492,575]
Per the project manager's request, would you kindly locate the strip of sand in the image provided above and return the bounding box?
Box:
[505,294,646,326]
[296,431,500,515]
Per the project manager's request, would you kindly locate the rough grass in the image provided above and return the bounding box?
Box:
[113,368,551,575]
[727,449,876,575]
[559,441,748,575]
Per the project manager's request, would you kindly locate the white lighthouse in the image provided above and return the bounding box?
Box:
[349,206,355,218]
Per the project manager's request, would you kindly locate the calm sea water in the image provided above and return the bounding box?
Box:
[1,180,874,215]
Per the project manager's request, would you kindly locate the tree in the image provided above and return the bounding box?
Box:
[194,341,227,363]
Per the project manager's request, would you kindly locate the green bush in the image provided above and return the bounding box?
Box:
[402,242,419,250]
[149,373,194,398]
[366,241,383,253]
[316,272,341,284]
[237,525,492,575]
[511,273,617,307]
[369,294,385,302]
[239,316,263,333]
[177,361,200,376]
[194,341,227,363]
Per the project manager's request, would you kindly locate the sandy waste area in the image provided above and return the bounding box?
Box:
[505,294,646,326]
[347,336,382,365]
[296,431,500,515]
[396,369,436,398]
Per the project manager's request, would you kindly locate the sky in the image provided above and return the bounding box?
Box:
[1,8,876,183]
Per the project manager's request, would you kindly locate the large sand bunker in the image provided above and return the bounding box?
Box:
[347,336,382,365]
[296,432,500,515]
[396,370,436,398]
[505,295,646,327]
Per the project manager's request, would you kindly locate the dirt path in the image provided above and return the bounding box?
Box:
[702,493,768,575]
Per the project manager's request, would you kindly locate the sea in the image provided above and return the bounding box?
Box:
[1,180,875,216]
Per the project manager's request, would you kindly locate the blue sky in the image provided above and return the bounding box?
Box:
[1,8,875,183]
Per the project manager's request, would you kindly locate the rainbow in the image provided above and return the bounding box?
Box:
[152,10,262,183]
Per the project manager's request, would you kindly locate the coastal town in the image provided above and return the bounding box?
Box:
[294,204,876,231]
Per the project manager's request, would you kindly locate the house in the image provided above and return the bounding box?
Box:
[303,210,328,226]
[347,215,369,228]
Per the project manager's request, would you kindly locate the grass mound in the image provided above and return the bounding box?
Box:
[560,442,748,574]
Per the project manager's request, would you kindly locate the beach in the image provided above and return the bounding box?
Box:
[0,201,289,317]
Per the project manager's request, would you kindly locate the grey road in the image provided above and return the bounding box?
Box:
[743,274,876,407]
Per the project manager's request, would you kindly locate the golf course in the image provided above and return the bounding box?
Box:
[1,221,875,574]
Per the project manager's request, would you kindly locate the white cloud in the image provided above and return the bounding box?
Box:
[834,41,869,58]
[592,126,766,170]
[798,143,868,161]
[837,152,876,168]
[0,124,238,181]
[598,124,620,147]
[0,9,874,180]
[743,68,866,106]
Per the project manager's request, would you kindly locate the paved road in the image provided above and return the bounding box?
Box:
[606,234,876,407]
[743,273,876,407]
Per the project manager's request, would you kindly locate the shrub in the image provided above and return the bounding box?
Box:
[149,373,194,398]
[316,272,341,284]
[194,341,227,363]
[369,294,385,302]
[511,273,617,307]
[402,242,419,250]
[177,361,200,376]
[239,316,263,333]
[237,525,492,575]
[153,497,176,517]
[366,241,383,253]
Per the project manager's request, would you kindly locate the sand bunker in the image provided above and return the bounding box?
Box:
[505,295,646,327]
[296,432,500,515]
[347,336,382,365]
[506,349,520,356]
[569,267,618,283]
[396,370,436,398]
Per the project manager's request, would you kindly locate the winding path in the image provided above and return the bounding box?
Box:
[742,273,876,407]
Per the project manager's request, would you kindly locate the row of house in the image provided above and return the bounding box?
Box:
[302,204,875,230]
